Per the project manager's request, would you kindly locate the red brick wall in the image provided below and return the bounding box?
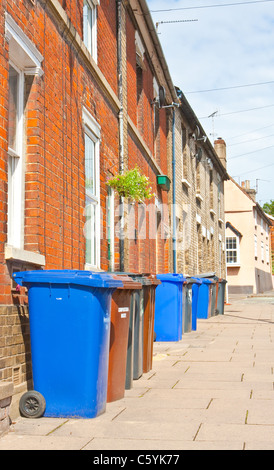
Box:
[0,0,170,303]
[0,0,120,303]
[98,0,118,95]
[125,12,169,274]
[126,14,137,127]
[0,0,171,399]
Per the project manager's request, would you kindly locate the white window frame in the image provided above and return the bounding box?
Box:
[135,30,145,62]
[226,235,240,266]
[261,241,264,263]
[83,0,99,62]
[83,108,101,270]
[107,186,115,271]
[153,77,159,101]
[7,62,24,249]
[5,14,43,255]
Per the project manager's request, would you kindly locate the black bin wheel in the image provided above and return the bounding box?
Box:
[19,391,46,418]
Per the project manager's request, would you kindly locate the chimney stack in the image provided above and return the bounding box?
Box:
[214,137,227,169]
[241,180,257,202]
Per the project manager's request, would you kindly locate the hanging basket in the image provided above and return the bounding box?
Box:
[107,167,155,203]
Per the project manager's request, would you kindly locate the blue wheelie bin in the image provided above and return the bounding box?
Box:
[191,278,202,331]
[154,274,186,342]
[195,278,213,319]
[13,270,123,419]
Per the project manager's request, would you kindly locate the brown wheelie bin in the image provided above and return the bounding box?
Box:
[142,273,161,374]
[107,274,141,402]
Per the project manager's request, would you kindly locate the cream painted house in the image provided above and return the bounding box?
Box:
[224,177,272,294]
[214,138,272,295]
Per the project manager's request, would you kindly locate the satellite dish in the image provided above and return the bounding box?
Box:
[192,125,201,141]
[159,86,166,108]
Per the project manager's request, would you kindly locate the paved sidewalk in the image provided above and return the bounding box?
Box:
[1,294,274,450]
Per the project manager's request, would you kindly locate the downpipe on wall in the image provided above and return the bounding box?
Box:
[172,107,177,273]
[117,0,125,271]
[160,103,179,273]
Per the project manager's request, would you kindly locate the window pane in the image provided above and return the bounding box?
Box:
[8,65,18,152]
[226,251,236,264]
[85,127,98,267]
[226,236,238,264]
[107,187,114,270]
[85,200,96,266]
[83,1,92,53]
[85,133,95,196]
[226,237,237,250]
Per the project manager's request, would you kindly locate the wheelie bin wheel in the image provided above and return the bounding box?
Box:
[19,391,46,418]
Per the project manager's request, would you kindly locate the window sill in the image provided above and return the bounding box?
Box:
[182,179,191,189]
[227,263,241,268]
[84,264,103,272]
[196,193,203,202]
[5,245,45,266]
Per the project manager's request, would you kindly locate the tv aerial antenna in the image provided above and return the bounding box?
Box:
[156,19,198,33]
[208,110,219,140]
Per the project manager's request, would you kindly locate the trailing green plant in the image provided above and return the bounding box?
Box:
[107,166,154,203]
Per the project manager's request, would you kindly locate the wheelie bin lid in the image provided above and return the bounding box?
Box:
[197,273,219,282]
[197,272,216,278]
[109,272,152,286]
[13,270,124,289]
[142,273,161,286]
[111,274,142,290]
[185,277,202,285]
[156,273,186,284]
[192,277,213,285]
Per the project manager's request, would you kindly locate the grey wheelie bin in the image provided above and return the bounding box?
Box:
[216,278,227,315]
[126,273,148,386]
[109,272,148,388]
[183,278,196,333]
[197,273,218,317]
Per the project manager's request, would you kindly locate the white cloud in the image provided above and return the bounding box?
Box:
[147,0,274,204]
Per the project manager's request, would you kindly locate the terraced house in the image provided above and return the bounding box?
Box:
[0,0,228,426]
[171,93,229,278]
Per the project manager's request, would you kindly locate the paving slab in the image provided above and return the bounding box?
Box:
[1,294,274,450]
[83,437,244,451]
[196,422,274,444]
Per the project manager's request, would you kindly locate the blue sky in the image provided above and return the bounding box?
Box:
[147,0,274,205]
